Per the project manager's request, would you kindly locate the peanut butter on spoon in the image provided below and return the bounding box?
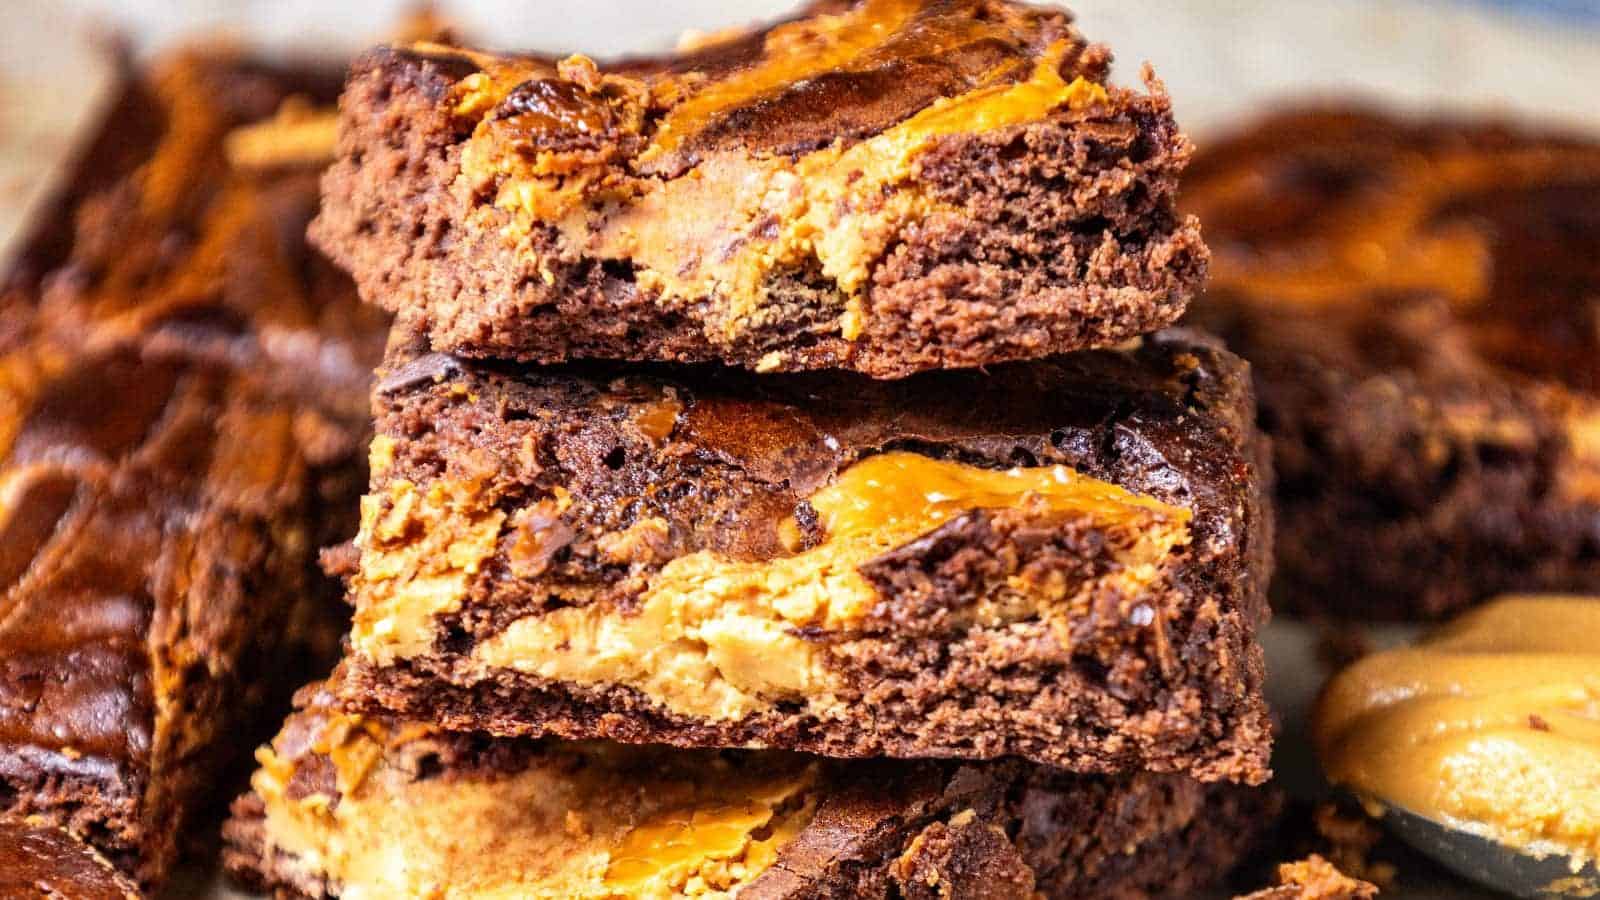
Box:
[1314,595,1600,894]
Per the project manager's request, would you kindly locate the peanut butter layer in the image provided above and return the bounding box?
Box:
[465,451,1189,721]
[333,332,1273,783]
[1315,595,1600,868]
[225,684,1277,900]
[248,703,818,898]
[313,0,1206,377]
[1183,108,1600,620]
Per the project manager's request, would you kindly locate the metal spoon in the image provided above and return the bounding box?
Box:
[1380,804,1598,899]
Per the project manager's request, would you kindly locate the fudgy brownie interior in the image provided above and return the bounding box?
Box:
[1184,106,1600,619]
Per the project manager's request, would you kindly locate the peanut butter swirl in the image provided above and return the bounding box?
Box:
[416,0,1117,335]
[248,688,821,899]
[1315,595,1600,868]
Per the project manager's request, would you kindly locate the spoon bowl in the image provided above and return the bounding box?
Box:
[1382,804,1598,899]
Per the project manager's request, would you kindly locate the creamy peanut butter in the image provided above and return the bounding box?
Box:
[470,451,1188,721]
[251,710,819,899]
[437,0,1114,343]
[351,441,510,664]
[640,0,928,163]
[1314,595,1600,869]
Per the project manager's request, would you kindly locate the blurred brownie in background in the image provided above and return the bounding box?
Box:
[0,48,385,887]
[1184,107,1600,619]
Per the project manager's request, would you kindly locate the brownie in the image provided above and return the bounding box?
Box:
[1182,106,1600,619]
[224,683,1275,899]
[0,818,140,900]
[311,0,1208,378]
[332,327,1272,784]
[4,53,386,419]
[0,51,385,886]
[1233,855,1378,900]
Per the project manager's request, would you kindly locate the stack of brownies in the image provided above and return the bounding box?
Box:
[220,1,1279,896]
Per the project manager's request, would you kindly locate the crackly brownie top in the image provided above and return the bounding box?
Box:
[0,818,139,900]
[0,340,308,787]
[1185,107,1600,393]
[394,0,1108,176]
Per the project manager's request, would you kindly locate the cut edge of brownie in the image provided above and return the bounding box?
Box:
[222,685,1280,899]
[332,329,1273,784]
[311,39,1207,378]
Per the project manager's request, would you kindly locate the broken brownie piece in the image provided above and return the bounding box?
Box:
[313,0,1207,378]
[224,684,1275,899]
[1233,855,1379,900]
[0,817,140,900]
[333,328,1272,784]
[0,49,384,887]
[1183,106,1600,619]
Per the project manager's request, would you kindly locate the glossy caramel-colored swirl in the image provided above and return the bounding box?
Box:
[1315,595,1600,867]
[251,691,821,899]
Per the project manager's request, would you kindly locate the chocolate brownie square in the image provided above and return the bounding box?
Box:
[0,49,385,886]
[312,0,1207,378]
[333,328,1272,784]
[224,683,1277,899]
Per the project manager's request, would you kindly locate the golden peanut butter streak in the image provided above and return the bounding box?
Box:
[1314,595,1600,866]
[251,712,819,899]
[1201,149,1600,311]
[473,451,1187,721]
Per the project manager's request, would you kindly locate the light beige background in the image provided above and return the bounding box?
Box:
[4,2,1596,898]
